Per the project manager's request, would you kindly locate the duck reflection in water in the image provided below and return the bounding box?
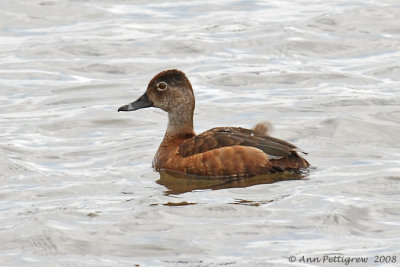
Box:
[118,69,310,189]
[157,169,306,195]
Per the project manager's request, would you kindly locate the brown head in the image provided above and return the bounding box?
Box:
[118,69,196,135]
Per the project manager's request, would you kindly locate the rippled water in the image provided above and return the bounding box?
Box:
[1,0,400,266]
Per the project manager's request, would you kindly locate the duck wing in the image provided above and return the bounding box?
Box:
[179,127,299,159]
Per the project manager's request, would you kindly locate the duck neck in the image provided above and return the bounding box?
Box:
[165,107,195,138]
[153,105,195,170]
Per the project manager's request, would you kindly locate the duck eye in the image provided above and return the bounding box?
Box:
[157,82,168,91]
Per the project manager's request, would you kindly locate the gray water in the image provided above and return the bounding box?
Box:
[1,0,400,266]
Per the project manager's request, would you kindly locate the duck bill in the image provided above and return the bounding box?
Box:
[118,93,153,112]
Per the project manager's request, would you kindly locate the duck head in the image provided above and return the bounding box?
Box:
[118,69,196,135]
[118,69,195,113]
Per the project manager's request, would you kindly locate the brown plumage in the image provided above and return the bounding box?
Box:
[118,69,310,178]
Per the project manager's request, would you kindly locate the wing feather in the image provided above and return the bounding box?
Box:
[179,127,299,159]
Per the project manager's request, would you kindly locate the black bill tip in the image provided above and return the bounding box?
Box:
[118,93,153,112]
[118,105,130,112]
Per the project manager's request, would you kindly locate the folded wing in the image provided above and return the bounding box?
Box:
[179,127,299,159]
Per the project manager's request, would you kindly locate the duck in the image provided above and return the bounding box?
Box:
[118,69,309,178]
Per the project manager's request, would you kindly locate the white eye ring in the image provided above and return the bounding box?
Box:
[157,81,168,91]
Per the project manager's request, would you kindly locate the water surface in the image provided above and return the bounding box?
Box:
[1,0,400,266]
